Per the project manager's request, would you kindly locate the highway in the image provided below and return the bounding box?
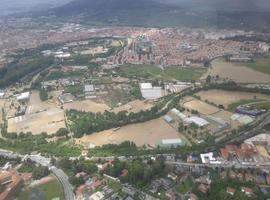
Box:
[0,149,75,200]
[50,166,75,200]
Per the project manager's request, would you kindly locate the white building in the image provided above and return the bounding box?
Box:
[17,92,30,102]
[200,152,221,164]
[139,83,162,100]
[89,191,105,200]
[185,116,209,127]
[0,90,5,99]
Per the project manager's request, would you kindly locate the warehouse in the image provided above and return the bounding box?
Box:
[156,138,185,148]
[185,116,209,127]
[16,92,30,102]
[139,83,162,100]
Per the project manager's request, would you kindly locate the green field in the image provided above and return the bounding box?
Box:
[116,64,206,81]
[18,179,64,200]
[242,56,270,75]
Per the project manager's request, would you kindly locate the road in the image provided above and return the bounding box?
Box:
[0,149,75,200]
[223,111,270,144]
[50,166,75,200]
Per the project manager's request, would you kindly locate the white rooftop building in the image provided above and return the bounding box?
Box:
[0,90,5,99]
[17,92,30,102]
[185,116,209,127]
[139,83,162,100]
[200,152,221,164]
[89,191,105,200]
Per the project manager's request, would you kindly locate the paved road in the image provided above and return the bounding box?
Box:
[224,111,270,144]
[0,149,75,200]
[51,166,75,200]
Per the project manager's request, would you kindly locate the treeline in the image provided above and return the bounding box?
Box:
[105,158,165,188]
[18,159,49,180]
[0,132,81,157]
[205,81,270,95]
[0,56,54,87]
[67,94,184,138]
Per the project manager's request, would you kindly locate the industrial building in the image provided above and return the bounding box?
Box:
[185,116,209,127]
[16,92,30,102]
[156,138,185,148]
[0,90,5,99]
[139,83,162,100]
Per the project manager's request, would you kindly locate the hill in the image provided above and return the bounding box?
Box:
[50,0,270,30]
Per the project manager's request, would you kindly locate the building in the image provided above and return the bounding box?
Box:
[0,170,23,200]
[185,116,209,127]
[226,187,236,196]
[58,93,74,104]
[200,152,221,164]
[16,92,30,102]
[84,84,96,99]
[89,191,105,200]
[156,138,185,148]
[0,90,5,99]
[139,83,162,100]
[163,115,174,123]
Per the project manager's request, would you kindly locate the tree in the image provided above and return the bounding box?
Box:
[206,75,211,84]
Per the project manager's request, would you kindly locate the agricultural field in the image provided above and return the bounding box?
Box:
[18,177,64,200]
[182,97,220,115]
[8,91,65,135]
[196,89,270,109]
[244,56,270,75]
[113,100,153,113]
[206,59,270,83]
[115,64,206,81]
[64,100,111,113]
[76,117,187,148]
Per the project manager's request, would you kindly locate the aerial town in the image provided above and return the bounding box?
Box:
[1,2,270,200]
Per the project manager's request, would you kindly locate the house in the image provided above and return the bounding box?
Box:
[241,187,254,197]
[245,174,255,182]
[226,187,236,196]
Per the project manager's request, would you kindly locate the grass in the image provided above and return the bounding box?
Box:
[18,178,64,200]
[227,99,263,112]
[175,176,194,194]
[244,56,270,75]
[116,64,206,81]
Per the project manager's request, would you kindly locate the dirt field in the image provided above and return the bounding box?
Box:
[64,100,111,113]
[113,100,153,113]
[256,145,270,159]
[76,117,185,147]
[8,91,65,135]
[182,97,220,115]
[205,59,270,83]
[197,89,270,109]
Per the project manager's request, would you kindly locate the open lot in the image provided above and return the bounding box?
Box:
[76,117,187,148]
[64,100,111,113]
[206,59,270,83]
[113,100,153,113]
[182,97,220,115]
[196,89,270,109]
[8,91,65,135]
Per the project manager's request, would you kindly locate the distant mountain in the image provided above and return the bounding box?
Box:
[49,0,270,30]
